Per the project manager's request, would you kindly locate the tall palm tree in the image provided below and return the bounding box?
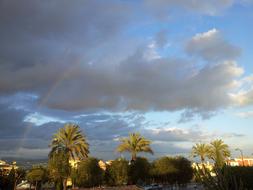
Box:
[50,123,89,160]
[49,123,89,190]
[191,143,211,164]
[209,139,230,168]
[116,133,153,161]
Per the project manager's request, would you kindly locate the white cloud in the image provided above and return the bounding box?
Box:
[186,28,241,62]
[235,111,253,118]
[229,75,253,106]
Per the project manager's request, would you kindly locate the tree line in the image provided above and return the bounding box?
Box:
[46,123,193,190]
[0,123,238,190]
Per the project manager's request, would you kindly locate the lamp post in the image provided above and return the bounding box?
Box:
[235,148,244,166]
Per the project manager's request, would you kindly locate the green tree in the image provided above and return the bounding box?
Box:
[48,151,70,190]
[49,123,89,190]
[76,157,103,187]
[50,123,89,160]
[150,157,178,184]
[8,167,26,190]
[209,139,230,168]
[26,166,48,190]
[150,156,193,185]
[116,133,153,161]
[173,156,193,185]
[128,157,150,185]
[105,159,129,186]
[191,143,211,163]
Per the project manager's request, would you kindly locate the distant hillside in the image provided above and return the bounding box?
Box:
[1,157,48,169]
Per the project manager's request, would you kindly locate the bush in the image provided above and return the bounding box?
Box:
[173,156,193,184]
[48,151,70,190]
[104,158,129,186]
[150,156,193,185]
[128,157,150,185]
[76,157,104,187]
[150,157,178,184]
[27,166,48,190]
[195,165,244,190]
[229,166,253,189]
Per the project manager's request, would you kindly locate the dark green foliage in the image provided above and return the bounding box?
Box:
[128,157,150,185]
[150,157,177,184]
[117,133,153,161]
[7,168,15,190]
[48,151,70,190]
[173,157,194,184]
[26,166,48,190]
[7,167,26,190]
[195,165,244,190]
[228,166,253,190]
[70,168,78,188]
[150,156,193,185]
[0,170,9,190]
[104,159,129,186]
[0,169,14,190]
[76,157,104,187]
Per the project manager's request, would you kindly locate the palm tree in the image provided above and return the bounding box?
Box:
[209,139,230,168]
[50,123,89,160]
[49,123,89,190]
[116,133,153,161]
[191,143,211,164]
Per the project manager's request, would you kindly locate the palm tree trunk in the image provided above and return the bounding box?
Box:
[13,180,16,190]
[35,181,37,190]
[63,178,67,190]
[201,157,206,175]
[131,152,137,161]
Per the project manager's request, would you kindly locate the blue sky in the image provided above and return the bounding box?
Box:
[0,0,253,160]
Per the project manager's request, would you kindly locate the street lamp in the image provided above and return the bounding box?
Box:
[235,148,244,166]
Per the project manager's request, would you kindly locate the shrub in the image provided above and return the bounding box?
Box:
[150,156,193,185]
[173,156,193,184]
[104,158,129,186]
[229,166,253,189]
[128,157,151,185]
[76,157,104,187]
[48,151,70,190]
[26,166,48,190]
[195,165,244,190]
[150,157,178,184]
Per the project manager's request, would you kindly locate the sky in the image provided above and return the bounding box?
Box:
[0,0,253,160]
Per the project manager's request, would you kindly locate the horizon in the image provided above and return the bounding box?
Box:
[0,0,253,160]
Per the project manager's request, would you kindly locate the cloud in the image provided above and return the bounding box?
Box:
[142,127,208,142]
[235,111,253,118]
[0,1,245,117]
[27,49,243,116]
[154,30,169,48]
[0,44,244,117]
[186,29,241,62]
[0,102,30,138]
[0,1,250,159]
[0,0,135,93]
[229,75,253,106]
[0,101,246,159]
[145,0,234,16]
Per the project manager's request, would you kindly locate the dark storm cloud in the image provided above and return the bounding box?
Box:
[0,0,133,94]
[0,0,249,159]
[0,102,245,159]
[0,102,30,138]
[35,49,243,117]
[0,0,244,116]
